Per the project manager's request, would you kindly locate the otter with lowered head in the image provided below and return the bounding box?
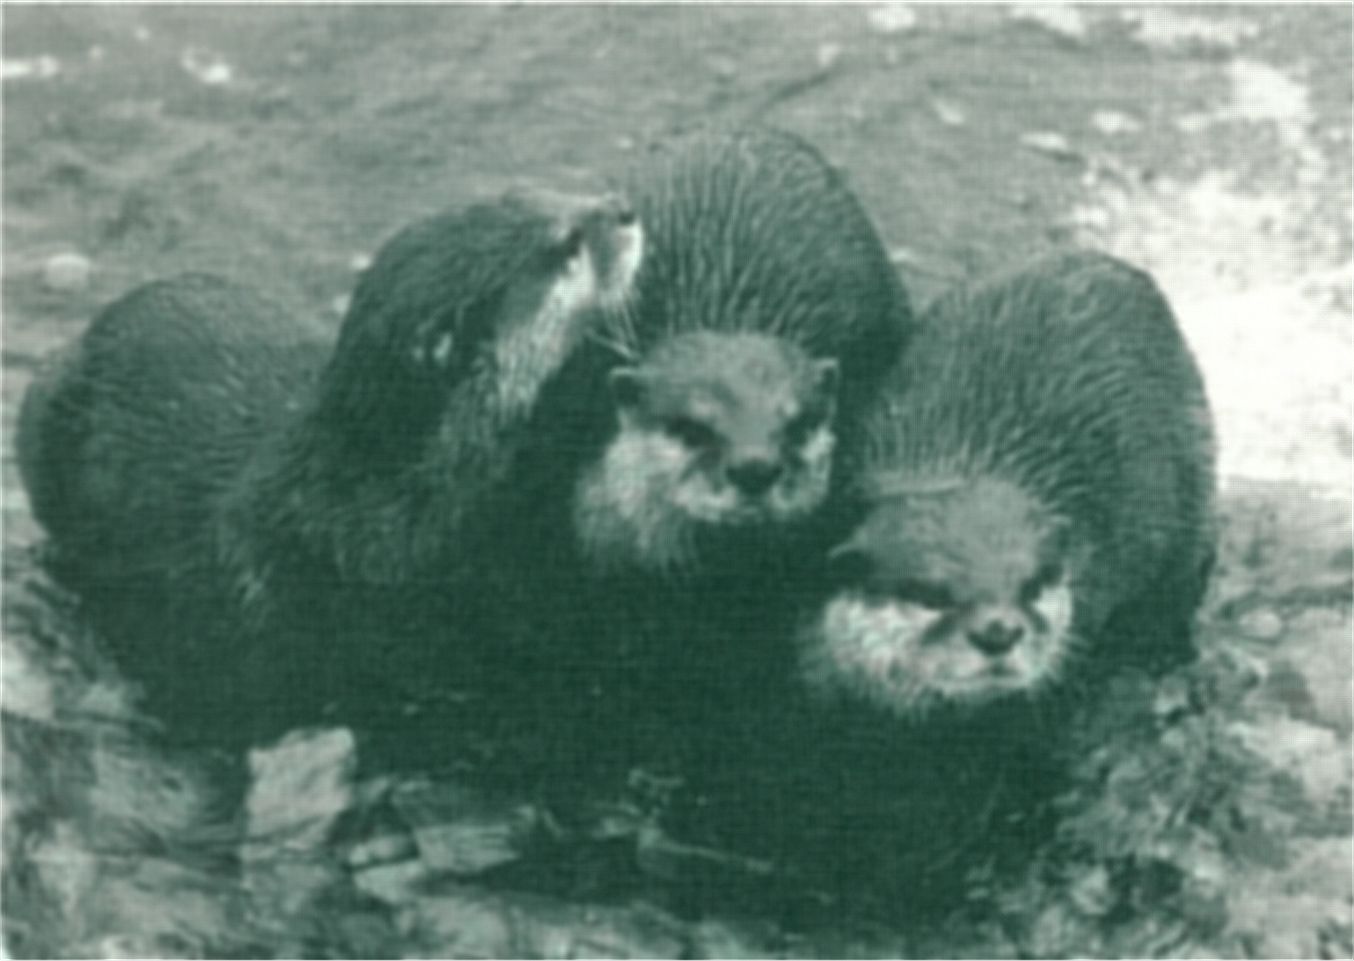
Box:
[803,251,1217,720]
[568,127,911,581]
[17,188,642,744]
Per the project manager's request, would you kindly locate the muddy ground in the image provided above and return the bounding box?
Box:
[3,5,1351,958]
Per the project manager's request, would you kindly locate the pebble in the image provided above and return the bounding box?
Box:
[1091,109,1142,136]
[2,56,61,81]
[348,832,417,869]
[42,252,92,293]
[931,98,966,126]
[1123,10,1257,51]
[1238,607,1285,640]
[866,4,917,34]
[181,48,233,86]
[1010,4,1088,40]
[1020,131,1079,161]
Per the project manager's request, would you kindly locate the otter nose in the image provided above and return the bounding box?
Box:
[967,615,1025,657]
[727,458,784,498]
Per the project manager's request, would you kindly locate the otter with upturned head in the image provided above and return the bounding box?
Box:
[17,189,642,746]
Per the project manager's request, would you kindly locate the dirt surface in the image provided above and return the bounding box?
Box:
[3,5,1350,958]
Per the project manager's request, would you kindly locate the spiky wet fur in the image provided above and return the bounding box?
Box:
[571,126,912,581]
[808,251,1217,718]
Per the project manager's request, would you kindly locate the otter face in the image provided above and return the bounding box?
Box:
[490,189,643,416]
[614,333,838,524]
[802,477,1079,717]
[328,188,642,447]
[575,332,839,574]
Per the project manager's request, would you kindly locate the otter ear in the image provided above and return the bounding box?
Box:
[814,358,840,404]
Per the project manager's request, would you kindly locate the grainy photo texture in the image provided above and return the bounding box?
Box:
[3,6,1350,958]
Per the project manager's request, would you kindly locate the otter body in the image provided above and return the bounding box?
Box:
[805,251,1217,719]
[18,190,641,745]
[620,253,1217,922]
[566,127,912,581]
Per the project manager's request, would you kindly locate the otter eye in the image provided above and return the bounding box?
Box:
[783,409,825,449]
[894,580,956,611]
[1019,562,1064,604]
[665,416,720,451]
[555,227,585,264]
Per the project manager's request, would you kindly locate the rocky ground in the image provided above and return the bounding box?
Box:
[3,6,1350,958]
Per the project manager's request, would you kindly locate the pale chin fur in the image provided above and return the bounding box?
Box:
[574,423,835,574]
[676,425,836,525]
[802,580,1075,718]
[598,222,644,312]
[574,428,700,575]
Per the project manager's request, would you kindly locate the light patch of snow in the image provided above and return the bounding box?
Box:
[866,4,918,35]
[1168,60,1319,165]
[1076,171,1351,492]
[1225,59,1321,160]
[1090,109,1141,136]
[931,98,966,127]
[2,56,60,81]
[1230,717,1350,803]
[181,48,234,86]
[1123,9,1258,50]
[1073,57,1349,495]
[2,633,54,719]
[1009,4,1087,40]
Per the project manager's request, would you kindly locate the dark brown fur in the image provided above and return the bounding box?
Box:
[17,190,641,746]
[805,251,1217,718]
[567,126,913,579]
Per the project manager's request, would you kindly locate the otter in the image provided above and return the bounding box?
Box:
[572,331,840,575]
[565,127,912,581]
[17,188,642,745]
[598,253,1217,924]
[803,251,1217,719]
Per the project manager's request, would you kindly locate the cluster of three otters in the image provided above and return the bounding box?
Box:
[18,125,1217,912]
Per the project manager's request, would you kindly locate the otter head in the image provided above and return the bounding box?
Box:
[803,476,1084,718]
[318,188,642,460]
[574,331,839,575]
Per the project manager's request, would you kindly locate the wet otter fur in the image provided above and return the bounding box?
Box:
[609,252,1217,923]
[804,251,1217,720]
[17,189,642,746]
[567,127,912,581]
[573,331,840,575]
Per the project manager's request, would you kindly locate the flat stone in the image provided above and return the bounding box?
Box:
[43,252,92,293]
[1238,607,1285,640]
